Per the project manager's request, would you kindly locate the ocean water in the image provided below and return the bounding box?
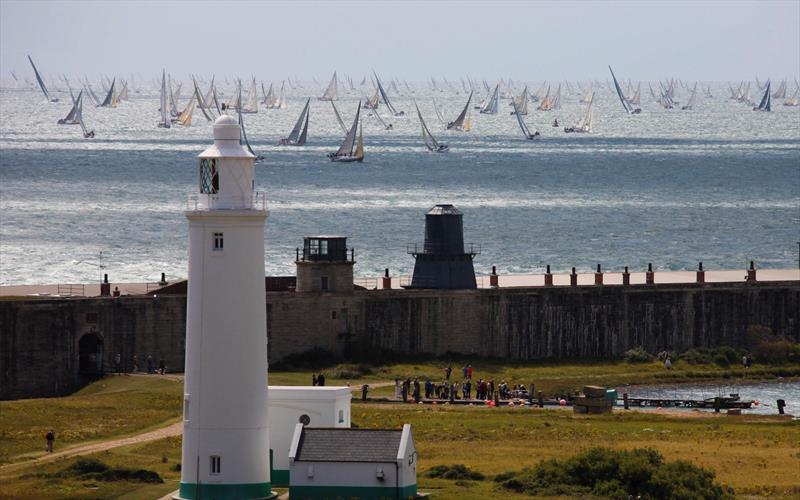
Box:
[1,84,799,285]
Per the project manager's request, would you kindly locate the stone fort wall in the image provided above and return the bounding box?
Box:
[1,280,798,399]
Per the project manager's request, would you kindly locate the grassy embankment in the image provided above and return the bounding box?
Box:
[2,397,798,499]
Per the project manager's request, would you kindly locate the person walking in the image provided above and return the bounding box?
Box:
[312,373,318,386]
[413,378,421,403]
[445,365,452,381]
[146,355,154,374]
[317,373,326,386]
[467,365,473,380]
[158,358,166,375]
[45,429,55,453]
[132,354,138,373]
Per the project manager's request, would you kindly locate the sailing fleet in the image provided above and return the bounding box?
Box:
[12,58,800,161]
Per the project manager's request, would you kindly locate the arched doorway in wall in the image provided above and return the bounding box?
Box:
[78,332,104,374]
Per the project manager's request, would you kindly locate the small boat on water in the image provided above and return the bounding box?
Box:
[512,101,540,140]
[28,55,58,102]
[99,77,118,108]
[609,65,641,114]
[279,98,310,146]
[329,102,364,162]
[753,81,772,112]
[75,92,94,138]
[415,101,448,152]
[374,71,404,116]
[238,102,263,161]
[480,84,499,114]
[58,89,83,125]
[318,71,339,101]
[681,83,697,110]
[447,91,472,131]
[564,92,593,133]
[783,85,799,106]
[157,71,170,128]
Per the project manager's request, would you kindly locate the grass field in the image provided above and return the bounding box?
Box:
[2,362,799,499]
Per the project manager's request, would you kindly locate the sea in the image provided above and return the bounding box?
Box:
[1,83,799,286]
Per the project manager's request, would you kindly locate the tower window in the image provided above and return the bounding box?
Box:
[320,276,329,291]
[210,455,221,475]
[200,158,219,194]
[319,239,328,255]
[213,233,224,251]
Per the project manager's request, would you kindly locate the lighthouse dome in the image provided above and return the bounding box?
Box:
[213,115,241,141]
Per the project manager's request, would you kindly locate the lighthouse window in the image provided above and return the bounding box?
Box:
[319,239,328,255]
[200,158,218,194]
[210,455,221,475]
[213,232,224,251]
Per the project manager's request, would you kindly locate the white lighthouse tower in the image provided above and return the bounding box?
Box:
[178,115,273,499]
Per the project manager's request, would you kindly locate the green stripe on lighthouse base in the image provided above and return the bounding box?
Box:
[177,481,275,499]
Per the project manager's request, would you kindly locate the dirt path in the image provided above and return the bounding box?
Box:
[0,420,183,477]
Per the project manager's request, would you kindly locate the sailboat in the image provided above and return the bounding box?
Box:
[480,84,499,114]
[329,102,364,162]
[432,98,447,125]
[608,66,641,114]
[238,100,263,161]
[192,76,215,121]
[363,87,380,109]
[783,85,799,106]
[681,84,697,110]
[772,80,787,99]
[415,101,448,152]
[512,101,539,140]
[261,82,274,105]
[77,94,95,138]
[157,70,170,128]
[753,81,771,112]
[118,80,129,101]
[331,101,348,134]
[58,90,83,125]
[98,77,117,108]
[564,92,594,133]
[279,98,310,145]
[319,71,338,101]
[373,71,404,116]
[28,55,58,102]
[239,77,258,113]
[447,91,473,131]
[370,108,392,130]
[511,86,528,115]
[174,94,196,126]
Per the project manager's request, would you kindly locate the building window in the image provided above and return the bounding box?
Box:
[210,455,221,475]
[200,159,219,194]
[338,409,344,423]
[308,239,319,255]
[319,239,328,255]
[320,276,329,291]
[213,232,224,251]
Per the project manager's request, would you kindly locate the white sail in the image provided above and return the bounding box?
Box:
[432,98,446,125]
[277,81,288,109]
[480,84,499,114]
[176,94,196,126]
[192,76,215,121]
[99,78,117,107]
[373,71,403,115]
[681,84,697,110]
[158,70,170,128]
[262,82,274,105]
[240,77,258,113]
[331,102,362,159]
[319,71,338,101]
[58,89,83,125]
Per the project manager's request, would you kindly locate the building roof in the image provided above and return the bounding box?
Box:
[427,204,462,216]
[294,428,402,463]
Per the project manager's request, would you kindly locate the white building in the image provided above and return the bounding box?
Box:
[288,424,417,500]
[177,115,273,499]
[268,386,352,487]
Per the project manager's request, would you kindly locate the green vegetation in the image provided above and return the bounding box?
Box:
[494,447,732,499]
[425,464,486,481]
[1,383,798,499]
[624,346,655,363]
[26,457,163,483]
[0,375,182,464]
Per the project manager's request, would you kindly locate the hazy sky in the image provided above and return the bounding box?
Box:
[1,0,798,81]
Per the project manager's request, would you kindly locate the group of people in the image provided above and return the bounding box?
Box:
[395,365,535,403]
[131,354,166,374]
[311,373,326,386]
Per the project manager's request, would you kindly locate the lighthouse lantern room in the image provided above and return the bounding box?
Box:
[178,115,273,499]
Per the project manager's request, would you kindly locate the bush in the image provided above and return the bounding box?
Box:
[271,348,340,371]
[56,458,163,484]
[425,464,485,481]
[712,353,731,367]
[332,363,375,379]
[494,447,732,499]
[753,340,800,364]
[679,348,711,365]
[624,347,654,363]
[714,346,740,365]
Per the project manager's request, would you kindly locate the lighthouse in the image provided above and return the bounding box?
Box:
[178,115,272,499]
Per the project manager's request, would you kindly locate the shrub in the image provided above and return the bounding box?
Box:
[712,353,731,367]
[494,447,732,499]
[332,363,375,379]
[753,340,800,364]
[425,464,485,481]
[713,346,740,365]
[624,347,654,363]
[271,348,340,371]
[679,348,711,365]
[56,458,163,484]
